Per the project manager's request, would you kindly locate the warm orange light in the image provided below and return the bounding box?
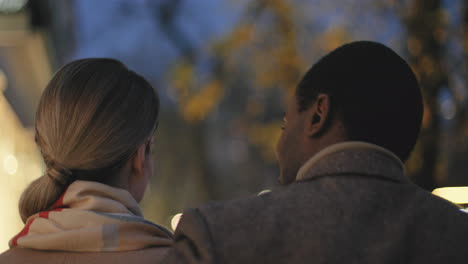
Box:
[170,213,183,231]
[432,187,468,205]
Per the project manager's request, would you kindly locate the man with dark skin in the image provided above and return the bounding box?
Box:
[163,41,468,264]
[277,92,346,185]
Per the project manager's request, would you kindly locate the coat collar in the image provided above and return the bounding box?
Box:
[295,141,408,183]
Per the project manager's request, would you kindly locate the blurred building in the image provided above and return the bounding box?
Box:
[0,0,55,252]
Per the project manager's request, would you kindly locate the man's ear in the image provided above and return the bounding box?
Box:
[132,144,147,177]
[305,93,331,137]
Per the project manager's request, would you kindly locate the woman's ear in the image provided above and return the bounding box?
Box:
[305,93,331,137]
[132,143,147,177]
[128,143,151,202]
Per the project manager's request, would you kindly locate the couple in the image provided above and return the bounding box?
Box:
[1,41,468,264]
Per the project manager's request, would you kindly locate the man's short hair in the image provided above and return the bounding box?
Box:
[296,41,423,162]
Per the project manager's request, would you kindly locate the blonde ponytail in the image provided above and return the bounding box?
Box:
[18,174,67,223]
[18,58,160,222]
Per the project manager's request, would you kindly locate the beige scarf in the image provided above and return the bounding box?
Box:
[9,180,173,252]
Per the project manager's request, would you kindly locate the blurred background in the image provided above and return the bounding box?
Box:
[1,0,468,251]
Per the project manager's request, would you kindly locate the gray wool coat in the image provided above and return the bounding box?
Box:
[0,247,169,264]
[163,143,468,264]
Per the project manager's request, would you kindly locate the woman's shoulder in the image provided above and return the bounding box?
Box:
[0,246,170,264]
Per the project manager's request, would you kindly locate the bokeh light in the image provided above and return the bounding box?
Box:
[171,213,183,231]
[0,0,27,13]
[3,154,18,175]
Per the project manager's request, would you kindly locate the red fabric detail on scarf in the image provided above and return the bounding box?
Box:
[38,207,64,219]
[51,193,66,209]
[38,211,49,219]
[11,207,66,246]
[11,218,35,246]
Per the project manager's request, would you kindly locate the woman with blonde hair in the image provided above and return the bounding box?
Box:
[0,58,172,263]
